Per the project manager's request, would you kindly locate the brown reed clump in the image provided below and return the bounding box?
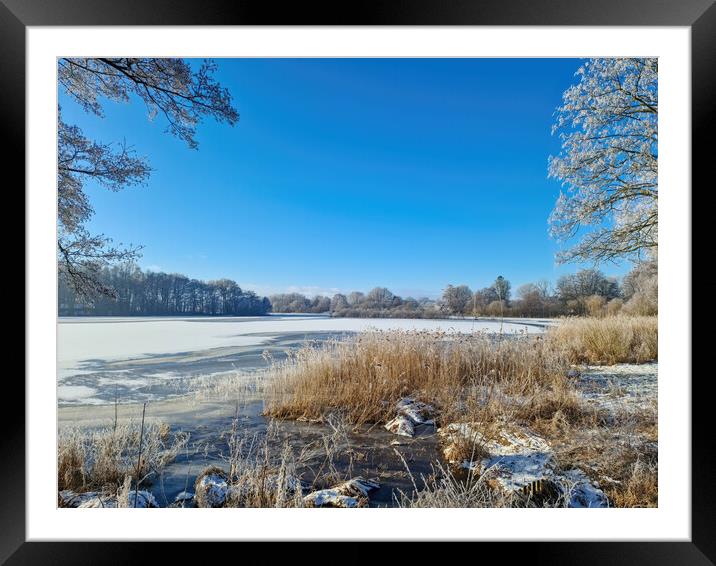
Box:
[264,329,571,426]
[547,315,657,365]
[58,421,187,493]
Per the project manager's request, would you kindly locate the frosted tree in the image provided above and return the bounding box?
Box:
[548,58,657,263]
[493,276,511,304]
[58,58,239,299]
[330,293,349,312]
[366,287,394,309]
[57,112,150,298]
[441,284,473,315]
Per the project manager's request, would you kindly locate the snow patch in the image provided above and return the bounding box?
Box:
[557,469,609,508]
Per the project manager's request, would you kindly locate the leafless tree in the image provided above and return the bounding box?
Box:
[549,58,657,264]
[57,58,238,299]
[58,264,270,316]
[441,284,473,316]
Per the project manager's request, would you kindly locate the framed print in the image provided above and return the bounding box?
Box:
[6,0,713,562]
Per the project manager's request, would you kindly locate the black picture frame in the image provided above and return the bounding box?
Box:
[5,0,711,563]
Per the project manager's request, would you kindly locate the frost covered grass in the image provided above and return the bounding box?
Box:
[263,319,658,507]
[194,415,363,508]
[264,329,570,426]
[219,420,307,508]
[395,462,512,508]
[57,318,657,508]
[264,317,657,427]
[394,461,575,508]
[549,315,657,365]
[58,421,188,494]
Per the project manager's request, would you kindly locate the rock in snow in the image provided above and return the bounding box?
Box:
[303,477,379,508]
[124,490,158,508]
[438,421,611,507]
[335,477,380,498]
[439,421,555,494]
[194,467,229,508]
[169,490,196,508]
[396,398,435,425]
[174,490,195,502]
[384,398,436,437]
[303,489,364,508]
[60,490,117,508]
[59,489,157,508]
[385,415,415,437]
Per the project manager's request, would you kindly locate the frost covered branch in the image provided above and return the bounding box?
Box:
[548,58,658,263]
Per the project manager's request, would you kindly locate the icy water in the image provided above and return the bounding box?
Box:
[57,314,545,405]
[144,400,441,508]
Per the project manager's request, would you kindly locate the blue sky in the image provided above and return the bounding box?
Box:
[59,58,631,299]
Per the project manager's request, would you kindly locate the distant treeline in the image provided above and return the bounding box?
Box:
[59,264,271,316]
[270,289,441,319]
[60,261,656,319]
[439,263,657,318]
[270,261,657,319]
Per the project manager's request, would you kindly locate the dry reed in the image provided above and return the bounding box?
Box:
[58,421,188,493]
[264,330,571,426]
[549,315,657,365]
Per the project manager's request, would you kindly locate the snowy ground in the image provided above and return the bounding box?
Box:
[576,362,658,415]
[58,315,546,405]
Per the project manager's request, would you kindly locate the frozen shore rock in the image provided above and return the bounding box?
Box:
[169,490,196,508]
[385,397,436,437]
[438,421,611,507]
[438,421,555,494]
[303,489,364,508]
[385,415,415,437]
[336,477,380,497]
[59,489,157,508]
[194,466,229,508]
[303,477,379,508]
[396,398,435,425]
[124,490,158,508]
[59,490,117,508]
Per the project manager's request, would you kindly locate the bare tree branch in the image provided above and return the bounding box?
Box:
[548,58,658,264]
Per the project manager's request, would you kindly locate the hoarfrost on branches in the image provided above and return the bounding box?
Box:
[548,58,657,264]
[58,58,238,150]
[57,58,238,299]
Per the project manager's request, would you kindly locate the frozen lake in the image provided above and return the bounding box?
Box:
[57,314,546,405]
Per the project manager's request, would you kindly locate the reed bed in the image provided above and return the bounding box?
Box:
[549,315,657,365]
[262,317,657,507]
[265,317,657,426]
[58,421,188,493]
[265,330,571,425]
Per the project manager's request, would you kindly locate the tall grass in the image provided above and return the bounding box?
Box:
[261,317,657,507]
[199,416,358,508]
[394,461,577,508]
[550,315,657,365]
[58,421,188,493]
[265,318,656,427]
[264,330,570,426]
